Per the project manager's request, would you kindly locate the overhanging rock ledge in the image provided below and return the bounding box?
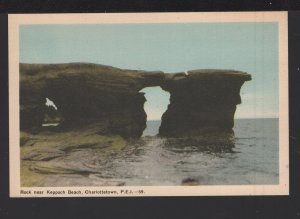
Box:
[20,63,251,138]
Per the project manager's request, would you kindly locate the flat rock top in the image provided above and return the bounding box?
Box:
[163,69,251,82]
[187,69,251,80]
[20,63,252,84]
[20,63,165,92]
[20,62,147,77]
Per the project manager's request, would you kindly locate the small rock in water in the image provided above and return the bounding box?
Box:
[181,177,200,186]
[117,182,126,186]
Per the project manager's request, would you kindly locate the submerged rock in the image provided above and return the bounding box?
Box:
[181,177,201,186]
[20,126,129,187]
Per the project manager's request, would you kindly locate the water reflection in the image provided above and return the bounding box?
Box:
[159,131,235,154]
[21,119,279,186]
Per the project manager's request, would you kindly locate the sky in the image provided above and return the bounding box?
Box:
[20,22,279,120]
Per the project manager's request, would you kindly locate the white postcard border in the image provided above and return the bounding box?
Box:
[9,12,289,197]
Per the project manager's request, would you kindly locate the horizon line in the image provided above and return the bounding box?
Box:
[146,117,279,121]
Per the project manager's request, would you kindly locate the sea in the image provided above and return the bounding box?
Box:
[26,118,279,186]
[101,118,279,185]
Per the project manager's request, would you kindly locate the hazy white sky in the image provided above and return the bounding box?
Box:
[20,22,278,119]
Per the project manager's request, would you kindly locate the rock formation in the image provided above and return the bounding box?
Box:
[159,70,251,136]
[20,63,251,138]
[20,63,164,138]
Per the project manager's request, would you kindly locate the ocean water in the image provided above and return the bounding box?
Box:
[96,118,279,185]
[23,118,279,186]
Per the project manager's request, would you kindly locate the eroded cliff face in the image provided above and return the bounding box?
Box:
[20,63,164,138]
[159,70,251,136]
[20,63,251,138]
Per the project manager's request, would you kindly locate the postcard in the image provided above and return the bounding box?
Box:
[9,12,288,197]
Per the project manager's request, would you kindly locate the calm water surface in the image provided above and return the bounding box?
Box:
[92,118,279,185]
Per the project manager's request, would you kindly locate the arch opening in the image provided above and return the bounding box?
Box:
[42,97,63,127]
[139,86,170,136]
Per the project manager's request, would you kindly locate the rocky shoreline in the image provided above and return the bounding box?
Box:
[20,62,251,186]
